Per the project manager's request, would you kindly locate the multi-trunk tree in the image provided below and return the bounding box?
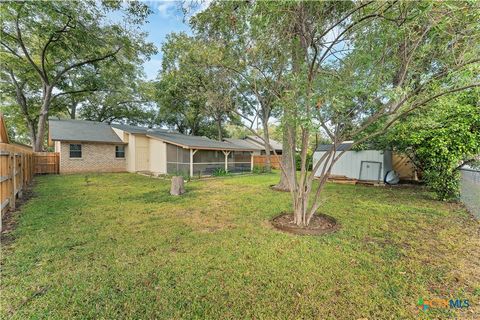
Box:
[0,1,155,150]
[194,0,479,227]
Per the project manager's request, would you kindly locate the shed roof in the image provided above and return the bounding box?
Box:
[49,119,124,144]
[316,143,354,152]
[148,132,256,151]
[246,135,283,151]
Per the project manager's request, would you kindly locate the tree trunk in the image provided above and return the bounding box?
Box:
[274,121,296,191]
[69,101,78,119]
[261,119,272,172]
[34,86,53,151]
[170,176,185,196]
[216,117,223,141]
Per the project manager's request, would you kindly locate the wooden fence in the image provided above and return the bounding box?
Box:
[34,152,59,174]
[253,155,282,169]
[1,143,34,216]
[1,143,59,220]
[392,153,419,181]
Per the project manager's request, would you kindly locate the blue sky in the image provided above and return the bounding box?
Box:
[140,1,202,80]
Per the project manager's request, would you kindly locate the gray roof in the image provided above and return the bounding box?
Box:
[111,123,171,134]
[316,143,353,152]
[49,119,124,144]
[223,138,263,150]
[148,132,256,151]
[50,119,256,151]
[246,135,283,151]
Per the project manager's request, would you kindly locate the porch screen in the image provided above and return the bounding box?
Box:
[166,144,190,175]
[227,151,251,173]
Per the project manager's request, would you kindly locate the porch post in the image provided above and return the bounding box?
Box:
[190,149,193,177]
[222,150,231,171]
[250,152,254,171]
[190,149,198,177]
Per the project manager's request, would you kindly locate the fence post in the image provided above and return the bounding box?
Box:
[9,153,15,210]
[18,154,23,198]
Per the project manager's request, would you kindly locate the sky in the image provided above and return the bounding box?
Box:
[139,1,205,80]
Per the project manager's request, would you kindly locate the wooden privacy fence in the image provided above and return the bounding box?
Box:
[1,143,59,219]
[392,153,419,181]
[1,143,34,216]
[34,152,59,174]
[253,155,282,169]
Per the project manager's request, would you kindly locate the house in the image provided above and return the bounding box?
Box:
[49,119,257,175]
[313,142,393,182]
[223,136,283,155]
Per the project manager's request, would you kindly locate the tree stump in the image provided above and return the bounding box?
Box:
[170,176,185,196]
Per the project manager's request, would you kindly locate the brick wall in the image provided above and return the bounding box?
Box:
[59,142,126,173]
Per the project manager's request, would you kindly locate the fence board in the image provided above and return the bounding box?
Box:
[0,143,34,219]
[392,153,419,181]
[34,152,59,174]
[253,155,282,169]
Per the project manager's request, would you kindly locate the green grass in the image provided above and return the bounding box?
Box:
[1,173,479,319]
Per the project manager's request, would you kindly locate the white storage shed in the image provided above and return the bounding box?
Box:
[313,142,393,182]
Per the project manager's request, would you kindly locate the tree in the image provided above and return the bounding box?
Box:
[155,33,234,139]
[193,1,480,226]
[0,1,155,150]
[380,91,480,200]
[192,3,289,171]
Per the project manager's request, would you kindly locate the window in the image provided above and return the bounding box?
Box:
[69,144,82,158]
[115,145,125,158]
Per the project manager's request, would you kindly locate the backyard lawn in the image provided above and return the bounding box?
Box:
[1,173,479,319]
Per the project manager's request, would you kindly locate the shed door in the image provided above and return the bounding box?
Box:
[359,161,382,181]
[136,146,149,171]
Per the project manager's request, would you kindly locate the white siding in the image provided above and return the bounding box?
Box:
[149,138,167,174]
[313,150,392,180]
[135,135,150,171]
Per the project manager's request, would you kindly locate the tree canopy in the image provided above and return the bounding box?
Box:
[0,0,156,149]
[189,0,480,226]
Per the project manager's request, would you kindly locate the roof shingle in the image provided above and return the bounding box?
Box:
[49,119,124,144]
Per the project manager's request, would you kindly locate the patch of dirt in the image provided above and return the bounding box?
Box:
[269,184,290,192]
[1,186,35,247]
[271,213,340,235]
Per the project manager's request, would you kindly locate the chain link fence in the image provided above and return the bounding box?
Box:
[460,167,480,219]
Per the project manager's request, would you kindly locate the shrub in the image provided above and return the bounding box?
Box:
[252,165,268,174]
[212,168,230,177]
[295,151,313,171]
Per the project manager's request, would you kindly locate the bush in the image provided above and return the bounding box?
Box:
[252,165,268,174]
[422,168,460,201]
[295,151,313,171]
[212,168,230,177]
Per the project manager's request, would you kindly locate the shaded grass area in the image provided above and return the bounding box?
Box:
[1,173,479,319]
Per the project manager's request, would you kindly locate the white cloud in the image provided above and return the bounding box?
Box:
[156,1,179,18]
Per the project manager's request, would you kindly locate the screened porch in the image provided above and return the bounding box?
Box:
[166,143,252,177]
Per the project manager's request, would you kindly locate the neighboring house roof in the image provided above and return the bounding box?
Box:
[147,132,256,151]
[223,138,264,151]
[316,143,354,152]
[245,135,283,151]
[49,119,124,144]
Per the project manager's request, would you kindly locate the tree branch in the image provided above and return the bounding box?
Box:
[53,46,122,84]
